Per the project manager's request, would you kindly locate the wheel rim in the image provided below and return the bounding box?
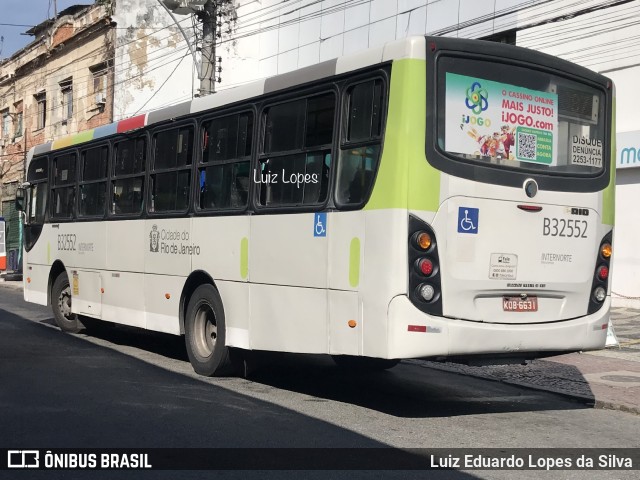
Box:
[193,302,217,358]
[58,284,74,320]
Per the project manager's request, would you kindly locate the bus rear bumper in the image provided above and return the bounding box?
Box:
[387,295,610,360]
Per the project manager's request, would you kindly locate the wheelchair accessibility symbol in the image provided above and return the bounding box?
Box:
[458,207,479,234]
[314,212,327,237]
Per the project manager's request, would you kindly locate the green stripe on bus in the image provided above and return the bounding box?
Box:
[72,130,95,145]
[349,237,361,287]
[602,98,616,226]
[365,58,440,212]
[240,237,249,279]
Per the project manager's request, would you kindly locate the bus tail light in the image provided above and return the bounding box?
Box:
[588,232,612,313]
[408,216,442,316]
[416,258,434,276]
[597,265,609,281]
[418,284,435,302]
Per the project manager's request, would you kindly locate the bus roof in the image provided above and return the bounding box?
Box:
[28,36,427,159]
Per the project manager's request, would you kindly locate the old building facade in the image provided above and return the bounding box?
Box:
[0,2,115,270]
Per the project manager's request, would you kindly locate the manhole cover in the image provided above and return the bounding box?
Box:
[600,375,640,383]
[584,371,640,388]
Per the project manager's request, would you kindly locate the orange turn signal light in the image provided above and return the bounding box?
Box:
[416,232,432,250]
[601,243,612,259]
[348,320,357,328]
[165,293,171,299]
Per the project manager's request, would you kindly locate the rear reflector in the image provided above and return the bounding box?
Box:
[408,325,427,333]
[517,205,543,212]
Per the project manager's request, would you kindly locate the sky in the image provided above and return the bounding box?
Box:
[0,0,92,60]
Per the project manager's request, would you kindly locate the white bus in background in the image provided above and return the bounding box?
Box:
[16,36,615,376]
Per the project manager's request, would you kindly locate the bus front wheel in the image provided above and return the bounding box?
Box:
[184,284,232,376]
[51,272,83,333]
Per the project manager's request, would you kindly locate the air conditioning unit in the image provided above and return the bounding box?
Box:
[95,93,106,105]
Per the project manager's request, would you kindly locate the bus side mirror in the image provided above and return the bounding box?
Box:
[15,187,25,212]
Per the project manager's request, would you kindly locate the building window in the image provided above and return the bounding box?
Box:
[90,63,108,105]
[60,78,73,121]
[35,92,47,130]
[13,101,23,138]
[1,110,10,139]
[15,112,23,138]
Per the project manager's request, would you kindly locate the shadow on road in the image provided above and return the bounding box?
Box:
[64,316,595,419]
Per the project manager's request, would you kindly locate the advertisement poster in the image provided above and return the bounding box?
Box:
[445,73,558,166]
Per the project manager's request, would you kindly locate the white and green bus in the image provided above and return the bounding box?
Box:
[16,36,615,376]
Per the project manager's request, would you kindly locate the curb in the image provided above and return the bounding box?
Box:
[405,360,640,416]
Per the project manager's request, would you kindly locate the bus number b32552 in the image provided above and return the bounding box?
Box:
[542,218,587,238]
[58,234,77,251]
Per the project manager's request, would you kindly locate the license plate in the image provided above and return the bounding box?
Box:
[503,296,538,312]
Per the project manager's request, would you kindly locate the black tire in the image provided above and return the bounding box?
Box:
[185,284,233,376]
[332,355,400,371]
[51,272,83,333]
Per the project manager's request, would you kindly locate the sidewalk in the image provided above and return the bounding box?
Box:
[2,277,639,413]
[412,307,640,414]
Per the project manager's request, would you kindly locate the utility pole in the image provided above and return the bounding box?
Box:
[198,0,217,96]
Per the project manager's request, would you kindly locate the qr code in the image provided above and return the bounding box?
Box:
[517,132,537,160]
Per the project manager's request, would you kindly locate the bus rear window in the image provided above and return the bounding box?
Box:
[436,56,606,176]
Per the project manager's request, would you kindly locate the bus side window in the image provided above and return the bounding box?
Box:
[258,93,335,207]
[336,79,385,207]
[151,126,193,213]
[199,112,252,211]
[79,145,108,218]
[51,152,77,219]
[112,137,146,216]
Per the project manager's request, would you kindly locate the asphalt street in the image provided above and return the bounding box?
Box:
[1,284,639,480]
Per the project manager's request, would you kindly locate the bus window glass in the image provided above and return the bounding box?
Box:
[151,126,194,213]
[114,138,146,175]
[152,170,191,212]
[306,95,335,148]
[155,127,194,169]
[52,153,76,218]
[113,177,144,215]
[259,93,335,207]
[29,183,47,224]
[199,112,252,211]
[83,146,108,181]
[53,153,76,186]
[199,162,249,209]
[79,146,108,217]
[203,113,253,163]
[436,56,606,176]
[264,100,305,153]
[347,81,383,142]
[112,137,146,216]
[336,79,385,207]
[27,157,48,182]
[336,145,381,205]
[259,152,330,206]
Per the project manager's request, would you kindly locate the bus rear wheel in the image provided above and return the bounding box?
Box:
[51,272,83,333]
[185,284,232,376]
[332,355,400,371]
